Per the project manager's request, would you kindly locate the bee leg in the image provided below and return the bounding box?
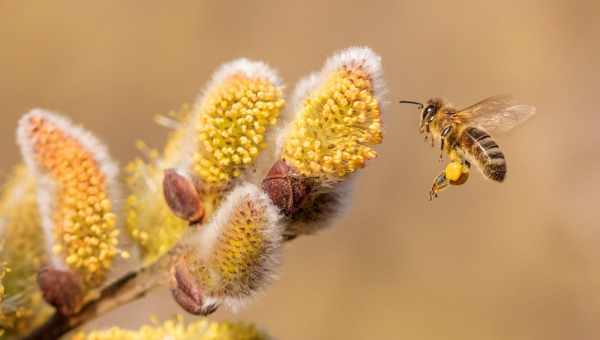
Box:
[429,171,449,201]
[439,126,453,161]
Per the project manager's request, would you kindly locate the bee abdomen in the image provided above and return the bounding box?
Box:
[460,127,507,182]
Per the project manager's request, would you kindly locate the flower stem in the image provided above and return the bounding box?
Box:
[24,256,169,340]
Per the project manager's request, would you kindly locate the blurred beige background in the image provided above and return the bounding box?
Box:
[1,1,600,339]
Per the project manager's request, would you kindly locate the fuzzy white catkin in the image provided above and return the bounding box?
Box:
[183,183,283,310]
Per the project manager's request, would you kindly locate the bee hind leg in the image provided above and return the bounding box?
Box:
[429,171,449,201]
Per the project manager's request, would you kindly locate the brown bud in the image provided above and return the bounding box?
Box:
[163,169,205,224]
[170,259,219,316]
[262,160,311,216]
[37,267,83,316]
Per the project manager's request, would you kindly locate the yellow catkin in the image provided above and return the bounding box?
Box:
[0,264,5,302]
[0,166,52,337]
[0,265,4,337]
[71,317,268,340]
[186,185,281,303]
[127,63,284,262]
[0,263,7,334]
[24,115,118,286]
[127,75,284,261]
[125,106,190,264]
[283,66,383,181]
[192,74,284,187]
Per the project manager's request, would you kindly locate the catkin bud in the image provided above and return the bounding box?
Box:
[37,267,83,316]
[261,160,312,216]
[163,169,205,224]
[169,258,219,316]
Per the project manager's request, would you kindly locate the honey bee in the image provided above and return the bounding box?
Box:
[400,95,535,200]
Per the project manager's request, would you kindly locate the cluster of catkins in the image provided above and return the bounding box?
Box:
[0,46,385,337]
[72,316,268,340]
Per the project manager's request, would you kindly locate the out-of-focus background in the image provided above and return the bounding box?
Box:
[1,1,599,339]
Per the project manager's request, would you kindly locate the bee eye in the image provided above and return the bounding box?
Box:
[422,105,436,120]
[422,105,437,123]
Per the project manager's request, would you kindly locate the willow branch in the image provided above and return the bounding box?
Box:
[24,231,296,339]
[24,255,170,340]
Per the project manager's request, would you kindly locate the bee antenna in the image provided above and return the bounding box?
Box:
[399,100,424,110]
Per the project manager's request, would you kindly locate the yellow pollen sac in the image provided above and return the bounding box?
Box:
[21,112,119,287]
[445,161,464,182]
[193,74,284,188]
[282,65,383,182]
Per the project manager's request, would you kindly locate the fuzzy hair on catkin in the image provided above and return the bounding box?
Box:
[321,46,386,104]
[284,178,354,239]
[17,109,121,207]
[196,58,284,105]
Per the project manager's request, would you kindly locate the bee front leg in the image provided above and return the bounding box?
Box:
[429,171,449,200]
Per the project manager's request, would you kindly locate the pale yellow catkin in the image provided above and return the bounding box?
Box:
[125,106,191,264]
[71,317,268,340]
[0,165,52,337]
[282,62,382,182]
[22,114,120,287]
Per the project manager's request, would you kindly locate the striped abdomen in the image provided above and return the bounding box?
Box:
[458,127,506,182]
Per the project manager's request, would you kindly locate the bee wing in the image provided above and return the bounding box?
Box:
[454,95,536,133]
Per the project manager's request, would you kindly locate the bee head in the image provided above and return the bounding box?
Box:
[420,98,444,132]
[399,98,444,134]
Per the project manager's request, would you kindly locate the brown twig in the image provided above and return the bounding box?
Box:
[24,224,296,339]
[24,257,168,340]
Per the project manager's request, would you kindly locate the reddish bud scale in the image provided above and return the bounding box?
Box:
[163,169,205,224]
[37,267,84,316]
[261,160,312,216]
[169,258,219,316]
